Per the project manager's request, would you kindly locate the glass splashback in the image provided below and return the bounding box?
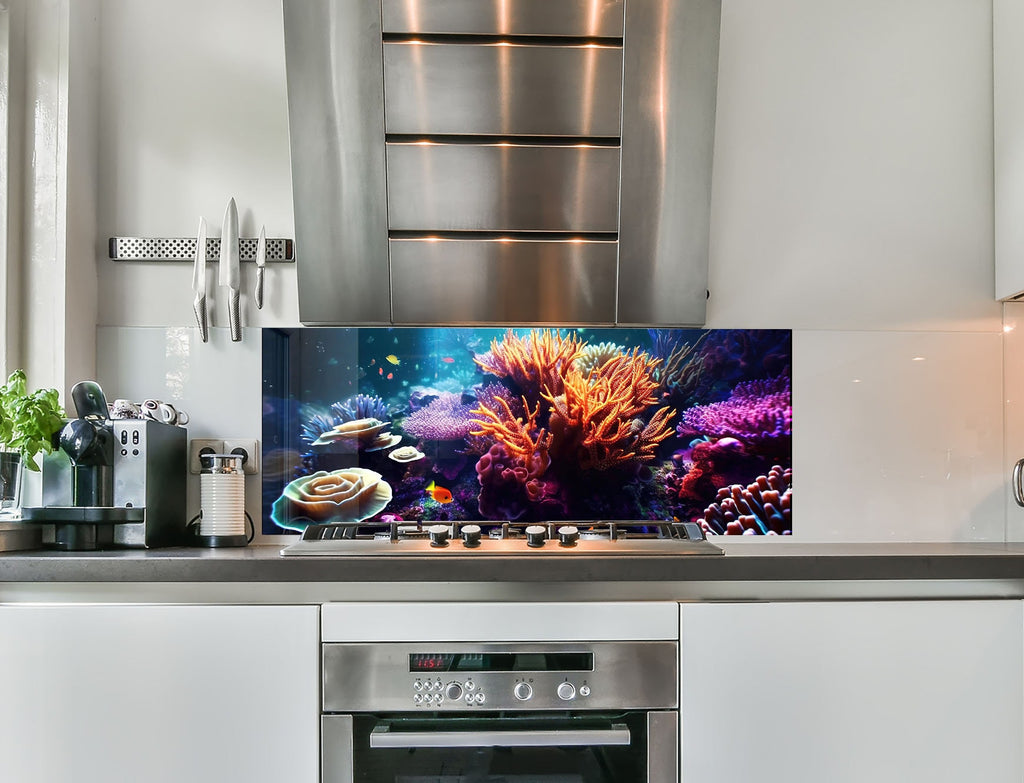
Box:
[262,328,792,536]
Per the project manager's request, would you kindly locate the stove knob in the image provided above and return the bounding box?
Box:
[461,524,482,548]
[556,682,576,701]
[428,524,450,547]
[445,682,463,701]
[557,525,579,547]
[525,525,547,548]
[513,682,533,701]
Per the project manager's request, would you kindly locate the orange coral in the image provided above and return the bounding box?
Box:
[469,395,552,476]
[474,329,584,400]
[544,349,676,471]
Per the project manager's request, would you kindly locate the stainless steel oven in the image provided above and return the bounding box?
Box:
[321,641,678,782]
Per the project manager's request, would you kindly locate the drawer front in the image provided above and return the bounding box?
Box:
[381,0,625,37]
[390,238,617,323]
[384,42,623,137]
[386,143,621,232]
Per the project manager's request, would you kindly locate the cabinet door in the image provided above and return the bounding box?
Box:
[680,601,1023,783]
[0,604,319,783]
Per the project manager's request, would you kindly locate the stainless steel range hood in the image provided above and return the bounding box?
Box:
[284,0,721,326]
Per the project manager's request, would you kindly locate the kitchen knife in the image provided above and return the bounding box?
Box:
[192,216,209,342]
[254,224,266,310]
[219,197,241,341]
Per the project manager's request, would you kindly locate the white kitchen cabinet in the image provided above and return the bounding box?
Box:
[996,0,1024,300]
[0,604,319,783]
[679,600,1023,783]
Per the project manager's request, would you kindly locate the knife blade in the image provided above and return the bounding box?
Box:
[192,217,209,342]
[254,224,266,310]
[219,197,241,341]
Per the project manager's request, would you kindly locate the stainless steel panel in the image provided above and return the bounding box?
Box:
[390,238,617,323]
[284,0,391,325]
[322,642,678,712]
[647,711,679,783]
[386,143,621,231]
[382,0,624,37]
[369,723,631,748]
[617,0,721,325]
[322,715,354,783]
[383,42,623,137]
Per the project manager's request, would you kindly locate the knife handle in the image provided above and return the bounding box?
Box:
[254,267,265,310]
[193,295,209,343]
[228,289,241,342]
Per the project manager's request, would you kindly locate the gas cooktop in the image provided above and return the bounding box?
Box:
[280,520,723,557]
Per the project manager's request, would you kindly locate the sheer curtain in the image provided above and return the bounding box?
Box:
[0,0,98,401]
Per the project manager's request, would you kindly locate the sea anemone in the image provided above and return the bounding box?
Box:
[271,468,393,529]
[332,393,390,423]
[574,341,625,377]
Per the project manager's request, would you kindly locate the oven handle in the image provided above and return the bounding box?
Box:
[369,723,631,749]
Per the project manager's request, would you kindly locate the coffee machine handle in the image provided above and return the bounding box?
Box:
[71,381,109,420]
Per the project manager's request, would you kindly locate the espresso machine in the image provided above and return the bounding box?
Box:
[22,381,187,550]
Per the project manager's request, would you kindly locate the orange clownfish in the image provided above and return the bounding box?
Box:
[425,481,453,504]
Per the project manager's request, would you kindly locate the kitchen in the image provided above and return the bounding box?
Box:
[1,0,1023,782]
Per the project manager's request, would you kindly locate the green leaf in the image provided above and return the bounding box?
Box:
[0,370,65,471]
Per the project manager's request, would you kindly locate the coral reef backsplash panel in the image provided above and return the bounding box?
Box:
[262,328,793,536]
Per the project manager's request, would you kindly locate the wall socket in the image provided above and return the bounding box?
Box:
[188,438,260,475]
[223,438,260,475]
[188,439,223,474]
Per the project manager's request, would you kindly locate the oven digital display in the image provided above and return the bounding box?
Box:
[409,652,594,673]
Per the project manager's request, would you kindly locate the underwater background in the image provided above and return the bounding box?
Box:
[262,327,792,536]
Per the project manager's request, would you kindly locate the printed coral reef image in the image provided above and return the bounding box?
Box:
[262,328,792,536]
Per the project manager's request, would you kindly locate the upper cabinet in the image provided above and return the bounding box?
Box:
[284,0,721,326]
[995,0,1024,300]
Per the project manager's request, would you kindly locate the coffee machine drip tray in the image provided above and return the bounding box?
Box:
[21,506,146,551]
[22,507,145,523]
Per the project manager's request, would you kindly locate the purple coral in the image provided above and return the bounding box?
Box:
[402,392,475,441]
[678,374,791,458]
[332,393,389,422]
[702,465,792,535]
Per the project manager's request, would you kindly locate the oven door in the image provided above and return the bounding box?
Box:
[323,711,677,783]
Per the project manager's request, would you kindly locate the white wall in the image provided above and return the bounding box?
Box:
[91,0,1005,542]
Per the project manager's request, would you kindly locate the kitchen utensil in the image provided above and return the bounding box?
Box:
[219,197,241,342]
[254,224,266,309]
[192,216,209,342]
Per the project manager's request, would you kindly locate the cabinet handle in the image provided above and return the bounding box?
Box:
[369,723,630,749]
[1013,458,1024,507]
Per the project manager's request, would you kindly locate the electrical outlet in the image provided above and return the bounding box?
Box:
[189,438,224,474]
[223,438,260,475]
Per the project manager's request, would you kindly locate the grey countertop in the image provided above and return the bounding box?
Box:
[2,541,1024,596]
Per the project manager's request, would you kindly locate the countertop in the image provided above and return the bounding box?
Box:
[2,540,1024,603]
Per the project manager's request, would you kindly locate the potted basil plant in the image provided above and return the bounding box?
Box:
[0,370,65,516]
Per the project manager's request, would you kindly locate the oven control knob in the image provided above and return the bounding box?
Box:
[513,682,533,701]
[579,685,591,697]
[557,525,579,547]
[428,524,450,547]
[445,682,463,701]
[525,525,546,548]
[461,524,482,548]
[556,682,576,701]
